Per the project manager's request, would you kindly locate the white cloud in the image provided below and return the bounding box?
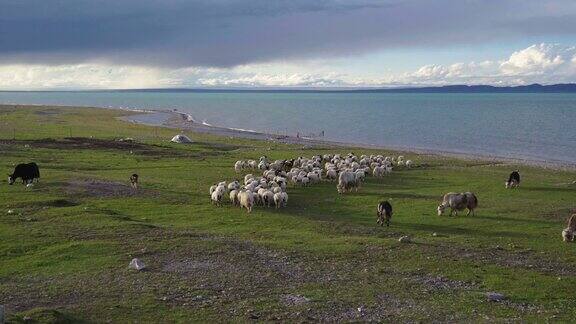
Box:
[0,64,181,90]
[500,43,576,76]
[198,73,349,87]
[0,43,575,89]
[398,43,576,86]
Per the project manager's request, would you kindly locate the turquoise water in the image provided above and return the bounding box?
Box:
[1,91,575,163]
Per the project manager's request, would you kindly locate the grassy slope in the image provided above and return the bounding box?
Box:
[0,105,575,323]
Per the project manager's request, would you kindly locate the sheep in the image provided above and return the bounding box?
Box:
[229,189,239,206]
[437,192,477,216]
[258,161,268,170]
[211,186,225,206]
[463,192,478,216]
[228,180,240,191]
[261,190,275,207]
[234,160,243,173]
[253,192,263,206]
[213,152,426,213]
[337,170,359,194]
[238,190,255,213]
[562,214,576,242]
[274,192,288,208]
[373,166,385,177]
[355,169,366,183]
[326,169,338,181]
[405,160,413,168]
[377,201,393,227]
[269,160,284,171]
[245,181,258,192]
[307,172,320,184]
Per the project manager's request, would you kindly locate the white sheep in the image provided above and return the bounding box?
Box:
[355,169,366,183]
[373,166,385,177]
[211,187,225,205]
[234,160,243,173]
[261,190,275,207]
[228,180,240,191]
[337,170,358,194]
[274,192,288,208]
[229,189,239,205]
[307,172,320,183]
[326,169,338,181]
[238,190,255,213]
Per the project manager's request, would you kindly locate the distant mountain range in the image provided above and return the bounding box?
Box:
[353,83,576,93]
[4,83,576,93]
[114,83,576,93]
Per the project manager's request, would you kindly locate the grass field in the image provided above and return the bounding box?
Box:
[1,105,575,323]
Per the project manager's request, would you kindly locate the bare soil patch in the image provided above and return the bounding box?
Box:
[428,243,576,276]
[1,137,239,159]
[65,179,144,198]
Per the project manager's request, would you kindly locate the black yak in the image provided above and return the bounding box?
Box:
[9,163,40,185]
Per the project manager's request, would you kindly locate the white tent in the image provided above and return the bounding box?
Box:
[171,134,193,143]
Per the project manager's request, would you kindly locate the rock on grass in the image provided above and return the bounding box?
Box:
[129,258,147,271]
[486,292,506,302]
[399,236,411,243]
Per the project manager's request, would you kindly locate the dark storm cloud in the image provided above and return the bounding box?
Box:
[1,0,575,67]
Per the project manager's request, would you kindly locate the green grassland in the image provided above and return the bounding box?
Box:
[1,105,575,322]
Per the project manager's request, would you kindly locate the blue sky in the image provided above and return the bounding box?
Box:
[1,0,576,89]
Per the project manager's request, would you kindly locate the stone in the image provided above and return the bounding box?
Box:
[129,258,147,271]
[281,294,310,306]
[486,292,506,302]
[398,236,411,243]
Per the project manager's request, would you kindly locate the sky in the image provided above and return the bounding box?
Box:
[1,0,576,89]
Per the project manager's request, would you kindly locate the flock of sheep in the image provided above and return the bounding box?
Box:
[210,152,576,243]
[210,153,412,214]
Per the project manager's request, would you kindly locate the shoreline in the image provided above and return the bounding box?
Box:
[120,108,576,171]
[1,102,574,170]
